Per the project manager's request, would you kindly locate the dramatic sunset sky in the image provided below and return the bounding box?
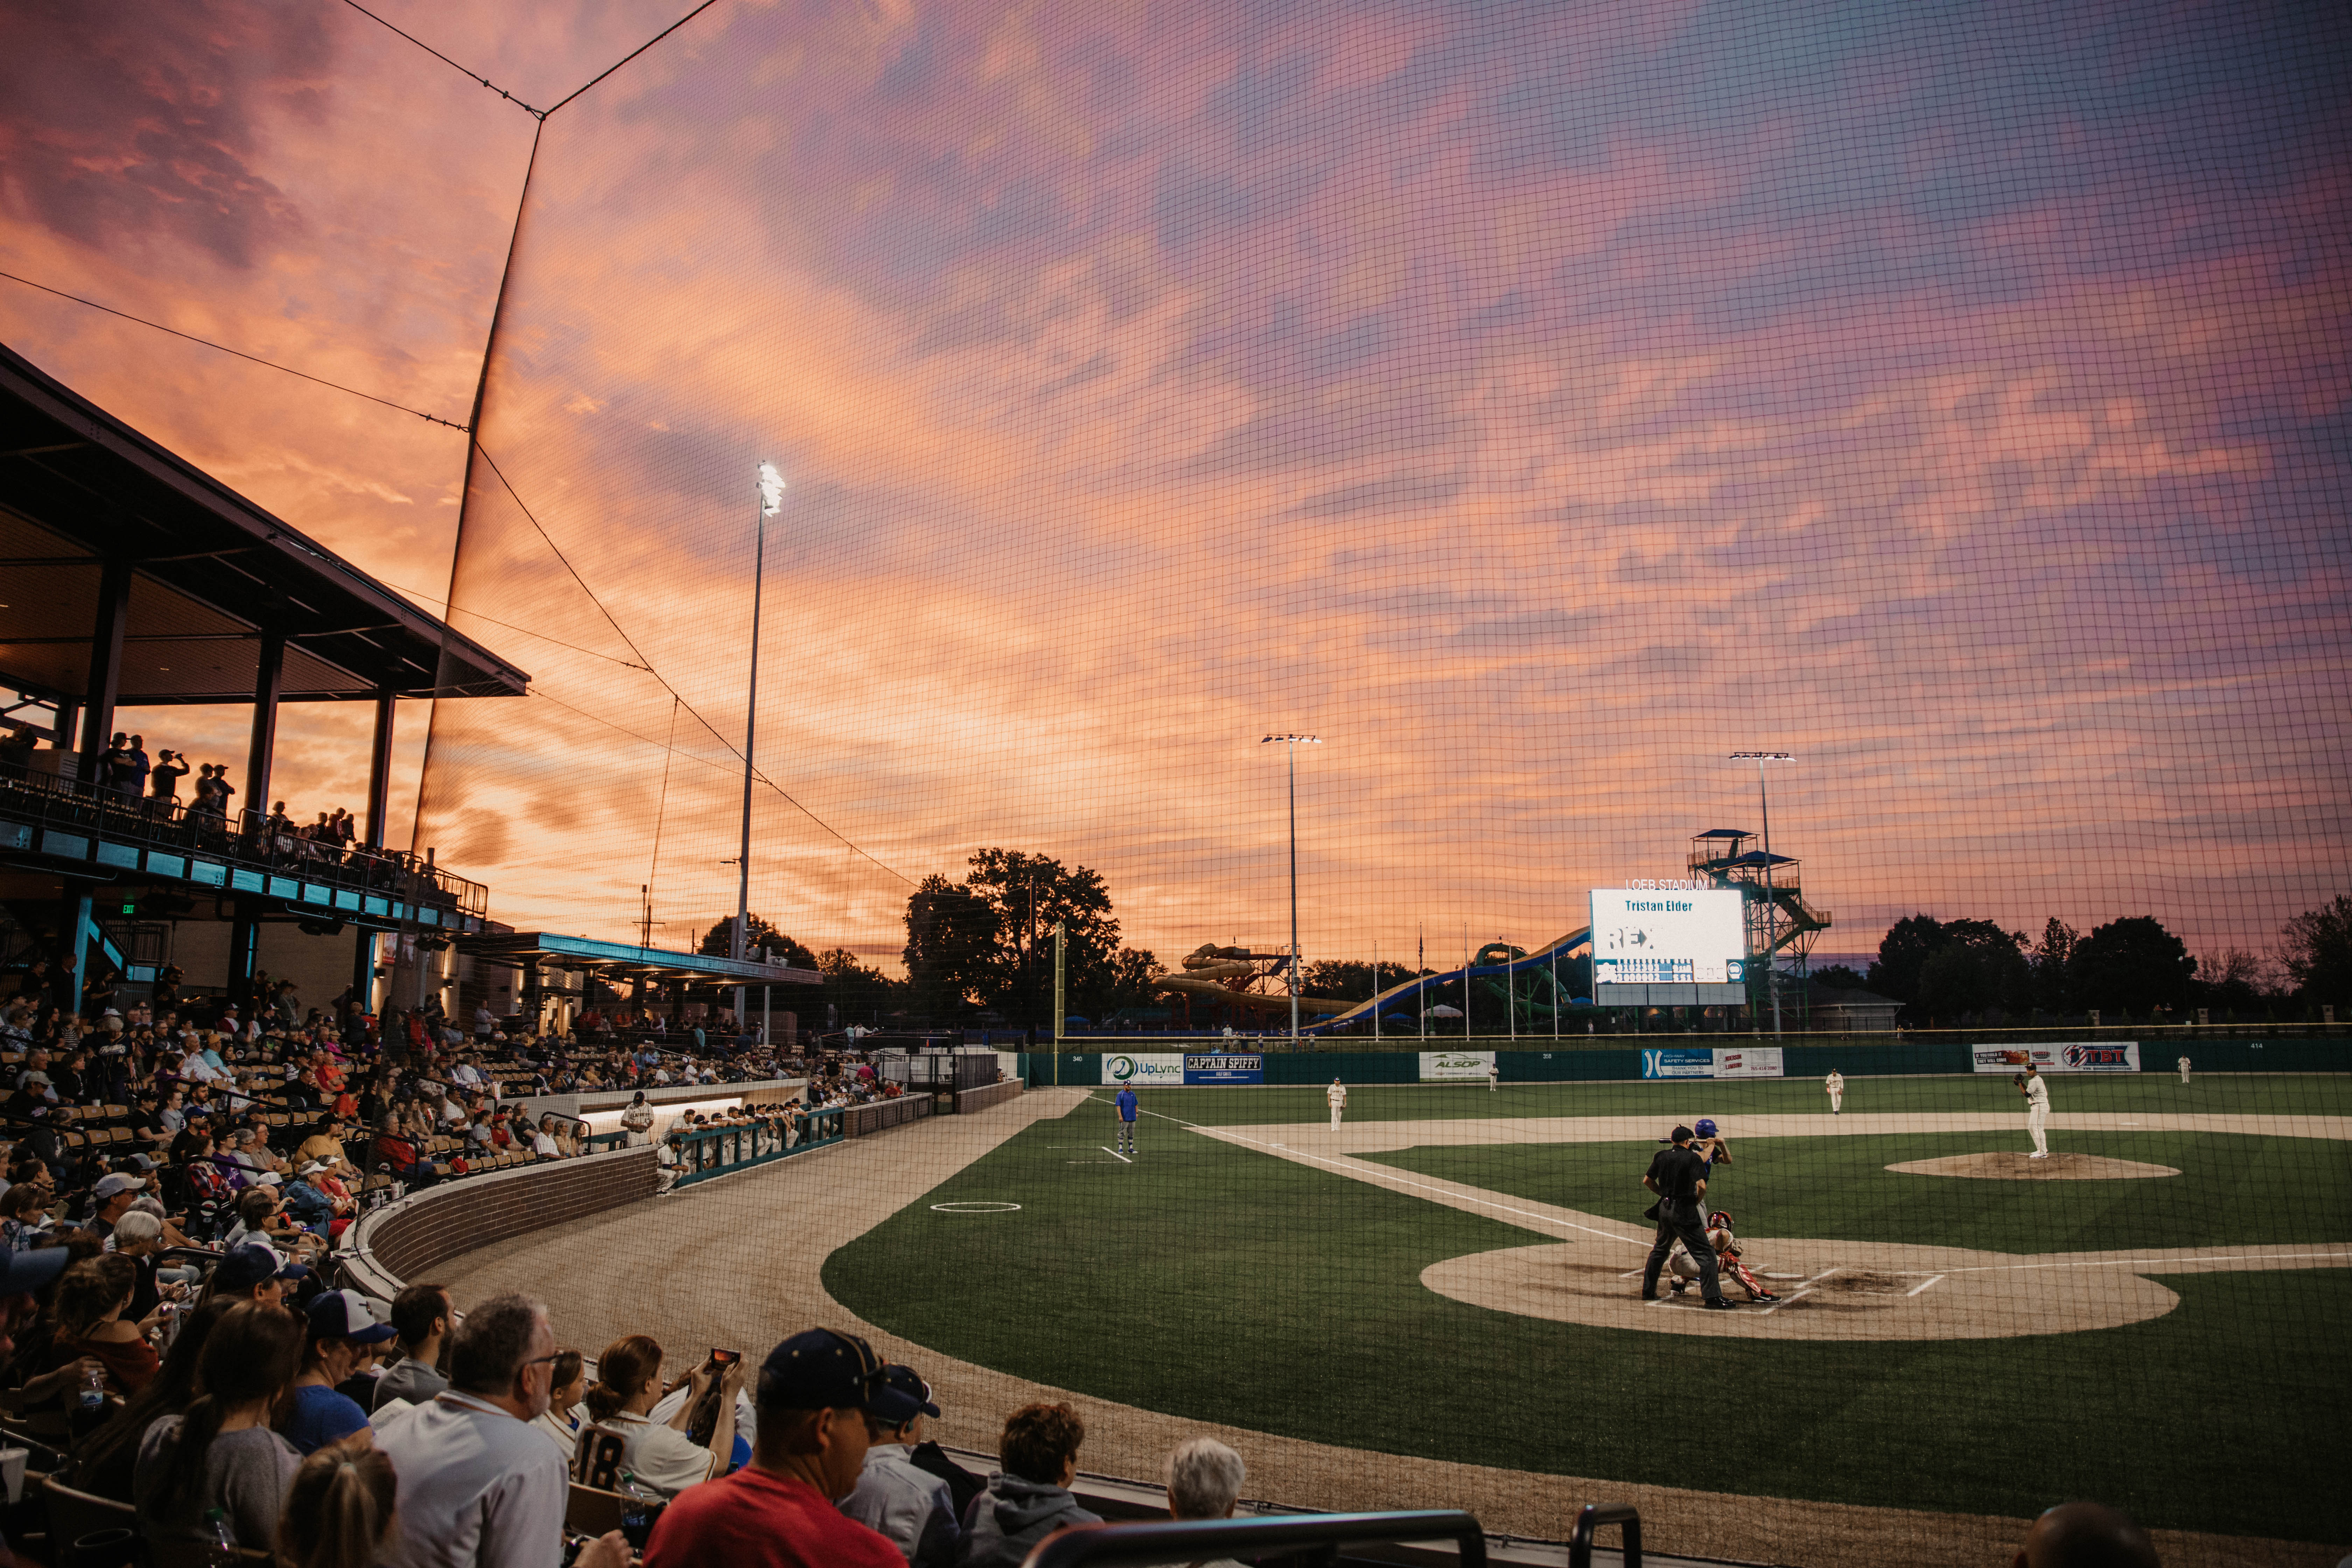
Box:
[4,0,2346,972]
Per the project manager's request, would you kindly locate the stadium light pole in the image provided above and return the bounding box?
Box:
[1261,735,1320,1046]
[733,463,787,1029]
[1730,751,1795,1037]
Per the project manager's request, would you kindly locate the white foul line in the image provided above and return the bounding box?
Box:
[1906,1274,1946,1297]
[1135,1101,1645,1248]
[1099,1146,1132,1164]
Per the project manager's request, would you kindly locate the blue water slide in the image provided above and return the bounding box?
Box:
[1304,927,1591,1035]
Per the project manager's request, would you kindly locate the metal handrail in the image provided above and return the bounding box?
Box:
[0,769,486,916]
[1568,1503,1641,1568]
[1017,1509,1488,1567]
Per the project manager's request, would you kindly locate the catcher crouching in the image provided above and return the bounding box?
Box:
[1667,1211,1779,1302]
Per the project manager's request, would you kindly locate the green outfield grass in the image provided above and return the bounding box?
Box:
[1362,1129,2352,1253]
[822,1080,2351,1541]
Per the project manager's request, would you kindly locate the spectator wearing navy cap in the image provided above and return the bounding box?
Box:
[840,1364,958,1566]
[641,1327,903,1568]
[208,1242,308,1314]
[284,1290,396,1454]
[960,1402,1102,1568]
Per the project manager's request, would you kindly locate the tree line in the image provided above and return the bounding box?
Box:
[1813,894,2352,1025]
[700,848,1164,1030]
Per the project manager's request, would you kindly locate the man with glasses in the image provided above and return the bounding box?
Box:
[374,1292,629,1568]
[643,1328,903,1567]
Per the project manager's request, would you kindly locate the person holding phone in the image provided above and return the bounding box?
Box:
[581,1335,743,1497]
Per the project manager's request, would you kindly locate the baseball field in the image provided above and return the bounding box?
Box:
[824,1074,2352,1548]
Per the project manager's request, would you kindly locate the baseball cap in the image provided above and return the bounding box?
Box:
[22,1073,49,1087]
[299,1160,330,1176]
[92,1172,145,1199]
[868,1364,941,1425]
[307,1289,396,1345]
[214,1243,308,1292]
[0,1247,72,1296]
[1695,1118,1718,1138]
[759,1328,882,1412]
[1670,1124,1695,1143]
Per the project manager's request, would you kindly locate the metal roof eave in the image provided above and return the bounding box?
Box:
[453,930,825,986]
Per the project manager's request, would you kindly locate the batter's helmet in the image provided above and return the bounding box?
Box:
[1695,1117,1718,1138]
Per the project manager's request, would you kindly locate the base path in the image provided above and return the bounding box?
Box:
[430,1091,2336,1568]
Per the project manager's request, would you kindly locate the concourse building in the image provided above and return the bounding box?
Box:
[0,342,812,1028]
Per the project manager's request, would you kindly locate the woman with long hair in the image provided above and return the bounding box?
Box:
[579,1334,739,1497]
[132,1301,304,1550]
[272,1444,396,1568]
[71,1296,233,1502]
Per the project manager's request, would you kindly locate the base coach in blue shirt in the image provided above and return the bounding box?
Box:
[1114,1086,1138,1154]
[1640,1125,1734,1309]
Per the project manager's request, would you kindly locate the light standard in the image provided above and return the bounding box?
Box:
[1729,751,1795,1036]
[733,462,787,1028]
[1261,734,1320,1046]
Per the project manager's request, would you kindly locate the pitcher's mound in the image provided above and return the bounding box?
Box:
[1888,1152,2179,1181]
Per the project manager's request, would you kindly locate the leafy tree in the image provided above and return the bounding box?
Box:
[902,875,1002,1020]
[2281,895,2352,1010]
[1807,964,1870,993]
[816,947,904,1028]
[958,848,1124,1023]
[1866,915,1947,1002]
[2071,916,2195,1017]
[1084,946,1167,1019]
[2028,918,2078,1013]
[1914,925,2029,1020]
[697,914,819,971]
[2194,947,2272,1015]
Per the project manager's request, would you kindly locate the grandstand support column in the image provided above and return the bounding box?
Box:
[355,689,395,1003]
[74,555,133,784]
[244,629,286,833]
[61,888,93,1022]
[522,959,542,1035]
[228,897,260,1010]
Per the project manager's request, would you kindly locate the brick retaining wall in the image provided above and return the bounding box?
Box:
[955,1079,1026,1115]
[345,1147,658,1299]
[845,1096,932,1136]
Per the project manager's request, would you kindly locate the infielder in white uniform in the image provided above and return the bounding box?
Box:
[1486,1061,1499,1093]
[2018,1062,2051,1157]
[1825,1069,1844,1115]
[1327,1078,1348,1129]
[2177,1055,2191,1086]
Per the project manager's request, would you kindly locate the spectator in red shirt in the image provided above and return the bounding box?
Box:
[642,1328,902,1568]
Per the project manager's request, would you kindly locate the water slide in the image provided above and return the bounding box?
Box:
[1301,927,1592,1035]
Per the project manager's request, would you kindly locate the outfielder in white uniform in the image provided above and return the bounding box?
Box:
[1825,1070,1844,1115]
[2177,1055,2191,1086]
[1327,1078,1348,1129]
[2019,1063,2051,1157]
[1486,1061,1499,1093]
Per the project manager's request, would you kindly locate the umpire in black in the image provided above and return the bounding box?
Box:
[1640,1125,1735,1309]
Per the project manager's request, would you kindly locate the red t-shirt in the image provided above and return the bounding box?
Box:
[642,1467,901,1568]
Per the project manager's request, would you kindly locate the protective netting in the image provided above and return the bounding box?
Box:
[402,0,2351,1561]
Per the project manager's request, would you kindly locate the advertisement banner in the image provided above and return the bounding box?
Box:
[1640,1048,1716,1080]
[1183,1054,1265,1085]
[1101,1052,1185,1086]
[1712,1046,1785,1079]
[1419,1050,1496,1082]
[1971,1042,2141,1074]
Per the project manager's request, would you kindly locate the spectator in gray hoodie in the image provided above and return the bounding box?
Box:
[957,1402,1100,1568]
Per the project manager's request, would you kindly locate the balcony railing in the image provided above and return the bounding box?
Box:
[0,764,486,922]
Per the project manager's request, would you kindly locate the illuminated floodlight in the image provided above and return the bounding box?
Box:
[1261,734,1322,743]
[757,461,787,516]
[1729,750,1794,761]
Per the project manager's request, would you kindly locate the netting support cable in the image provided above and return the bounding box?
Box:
[541,0,728,119]
[336,0,547,118]
[646,695,680,944]
[0,270,471,432]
